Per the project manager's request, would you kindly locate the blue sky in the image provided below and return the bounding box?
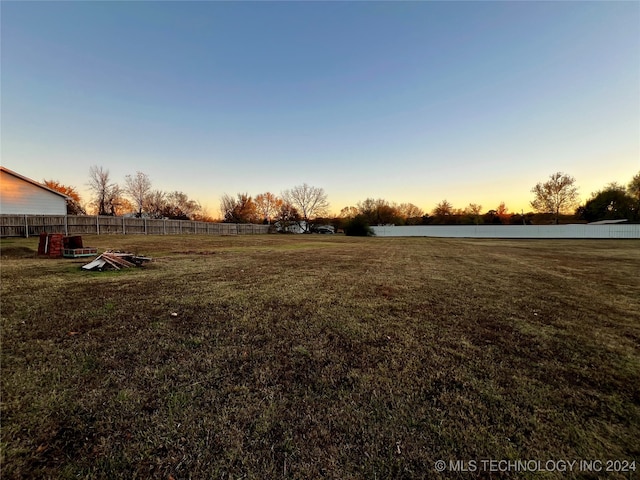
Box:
[2,1,638,217]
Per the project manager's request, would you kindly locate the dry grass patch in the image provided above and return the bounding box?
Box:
[1,235,639,479]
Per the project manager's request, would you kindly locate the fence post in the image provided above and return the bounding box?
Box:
[97,215,100,235]
[24,214,29,238]
[163,219,166,235]
[144,218,147,235]
[123,216,126,235]
[64,215,68,236]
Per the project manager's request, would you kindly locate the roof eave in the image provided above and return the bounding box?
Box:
[1,166,72,200]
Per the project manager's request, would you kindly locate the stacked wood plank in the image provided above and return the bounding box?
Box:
[82,251,152,271]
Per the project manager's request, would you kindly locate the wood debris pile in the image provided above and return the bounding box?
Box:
[82,251,152,271]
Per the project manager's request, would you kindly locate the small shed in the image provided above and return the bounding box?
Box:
[0,166,69,215]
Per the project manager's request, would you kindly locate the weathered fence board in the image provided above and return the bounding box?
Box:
[0,215,270,237]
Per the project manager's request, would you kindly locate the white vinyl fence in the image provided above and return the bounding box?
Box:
[371,224,640,239]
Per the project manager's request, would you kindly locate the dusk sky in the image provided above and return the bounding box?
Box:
[2,1,638,217]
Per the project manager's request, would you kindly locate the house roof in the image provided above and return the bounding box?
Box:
[1,166,71,200]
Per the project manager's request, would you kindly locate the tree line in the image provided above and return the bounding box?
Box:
[219,183,329,232]
[319,172,638,234]
[42,168,640,231]
[45,167,210,220]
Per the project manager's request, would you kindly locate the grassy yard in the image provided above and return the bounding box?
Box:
[1,234,639,479]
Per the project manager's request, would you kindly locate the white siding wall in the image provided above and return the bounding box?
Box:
[0,170,67,215]
[371,224,640,239]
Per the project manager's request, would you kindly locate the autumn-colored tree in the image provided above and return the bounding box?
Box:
[254,192,282,224]
[191,209,215,223]
[274,202,301,232]
[220,193,258,223]
[530,172,579,224]
[42,179,80,202]
[496,202,510,223]
[42,179,86,214]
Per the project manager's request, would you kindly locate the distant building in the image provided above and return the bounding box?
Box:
[273,221,335,234]
[275,220,307,234]
[0,166,69,215]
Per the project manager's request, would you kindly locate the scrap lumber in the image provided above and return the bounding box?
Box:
[102,252,136,268]
[81,258,106,270]
[82,250,152,271]
[100,255,121,270]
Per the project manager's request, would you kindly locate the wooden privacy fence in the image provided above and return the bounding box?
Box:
[0,214,270,237]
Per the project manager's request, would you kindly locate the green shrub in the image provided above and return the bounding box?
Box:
[344,215,374,236]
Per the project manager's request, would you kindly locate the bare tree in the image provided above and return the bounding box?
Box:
[124,171,152,217]
[106,185,132,216]
[254,192,283,224]
[282,183,329,231]
[88,166,118,216]
[164,191,201,220]
[220,193,237,221]
[397,203,424,224]
[530,172,579,224]
[339,206,359,219]
[397,202,423,218]
[357,198,400,225]
[466,203,483,225]
[144,190,167,219]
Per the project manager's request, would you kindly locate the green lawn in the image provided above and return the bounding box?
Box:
[1,235,639,479]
